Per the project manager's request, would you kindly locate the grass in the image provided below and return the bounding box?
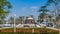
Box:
[0,27,51,30]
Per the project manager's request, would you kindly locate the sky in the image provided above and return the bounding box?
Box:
[6,0,48,20]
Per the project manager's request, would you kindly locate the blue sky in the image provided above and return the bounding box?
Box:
[7,0,48,20]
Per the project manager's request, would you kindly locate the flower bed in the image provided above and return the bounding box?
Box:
[0,28,59,34]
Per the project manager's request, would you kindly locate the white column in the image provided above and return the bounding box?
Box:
[14,14,16,33]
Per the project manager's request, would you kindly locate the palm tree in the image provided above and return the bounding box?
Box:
[19,16,24,24]
[0,0,12,24]
[9,16,14,24]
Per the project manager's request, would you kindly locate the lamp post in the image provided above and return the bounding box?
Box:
[14,14,16,33]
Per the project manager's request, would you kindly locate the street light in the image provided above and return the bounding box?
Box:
[9,12,16,32]
[14,14,16,33]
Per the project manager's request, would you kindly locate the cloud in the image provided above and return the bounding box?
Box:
[30,6,38,11]
[30,6,38,9]
[22,7,27,11]
[21,6,39,12]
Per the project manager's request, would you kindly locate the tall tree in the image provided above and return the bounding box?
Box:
[0,0,12,24]
[38,6,49,23]
[46,0,58,15]
[56,14,60,28]
[45,0,59,27]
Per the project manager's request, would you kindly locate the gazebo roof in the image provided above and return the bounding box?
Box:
[27,17,33,20]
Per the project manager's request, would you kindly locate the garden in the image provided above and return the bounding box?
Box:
[0,28,59,34]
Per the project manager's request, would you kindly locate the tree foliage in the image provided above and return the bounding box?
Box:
[38,6,49,23]
[0,0,12,20]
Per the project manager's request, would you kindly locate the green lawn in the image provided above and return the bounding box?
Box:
[0,27,51,30]
[0,32,59,34]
